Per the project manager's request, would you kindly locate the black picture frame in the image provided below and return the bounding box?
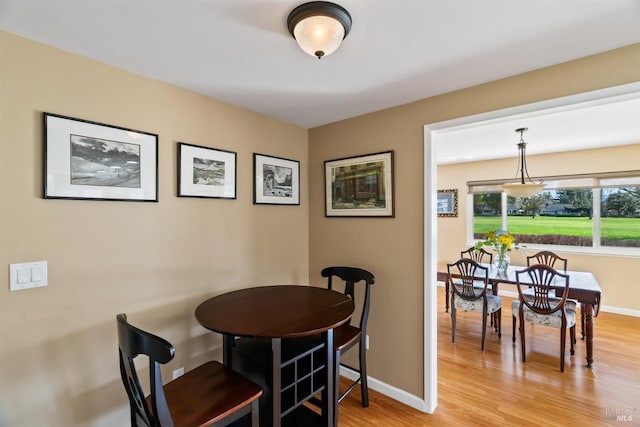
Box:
[44,112,158,202]
[437,189,458,217]
[253,153,300,205]
[324,150,394,217]
[177,142,237,199]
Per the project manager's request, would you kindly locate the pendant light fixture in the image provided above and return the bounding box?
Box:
[287,1,352,59]
[501,128,546,198]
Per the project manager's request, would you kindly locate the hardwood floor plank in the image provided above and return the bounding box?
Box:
[337,288,640,426]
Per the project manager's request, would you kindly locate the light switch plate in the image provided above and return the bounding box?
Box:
[9,261,48,291]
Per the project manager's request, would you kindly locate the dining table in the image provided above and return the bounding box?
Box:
[439,262,602,368]
[195,285,355,427]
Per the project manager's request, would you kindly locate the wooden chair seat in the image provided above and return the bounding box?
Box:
[158,360,263,426]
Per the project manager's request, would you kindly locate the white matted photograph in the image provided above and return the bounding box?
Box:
[253,153,300,205]
[178,143,236,199]
[44,113,158,202]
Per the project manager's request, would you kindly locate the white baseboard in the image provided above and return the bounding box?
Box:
[339,366,429,413]
[599,305,640,317]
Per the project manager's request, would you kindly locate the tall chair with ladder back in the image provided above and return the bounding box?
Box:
[117,313,262,427]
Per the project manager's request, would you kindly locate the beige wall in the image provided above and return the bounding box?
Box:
[0,32,309,426]
[308,44,640,398]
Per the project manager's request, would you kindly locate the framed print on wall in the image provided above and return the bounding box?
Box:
[324,150,394,217]
[44,112,158,202]
[177,143,236,199]
[253,153,300,205]
[437,189,458,217]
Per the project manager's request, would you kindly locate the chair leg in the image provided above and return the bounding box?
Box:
[570,325,576,356]
[451,296,457,344]
[445,281,449,312]
[580,304,586,340]
[519,313,526,362]
[560,326,567,372]
[512,314,516,343]
[359,337,369,408]
[496,308,502,339]
[481,308,487,351]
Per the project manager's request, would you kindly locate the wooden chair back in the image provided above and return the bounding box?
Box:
[460,246,493,265]
[526,250,568,272]
[321,266,375,332]
[447,258,489,300]
[516,264,570,315]
[117,313,174,427]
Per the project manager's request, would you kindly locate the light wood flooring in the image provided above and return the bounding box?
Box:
[336,287,640,426]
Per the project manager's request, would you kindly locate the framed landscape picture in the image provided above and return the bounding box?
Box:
[324,150,394,217]
[437,189,458,217]
[44,113,158,202]
[253,153,300,205]
[178,143,236,199]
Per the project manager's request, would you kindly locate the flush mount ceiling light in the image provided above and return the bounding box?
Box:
[287,1,352,59]
[501,127,546,198]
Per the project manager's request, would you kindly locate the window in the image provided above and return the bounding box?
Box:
[469,172,640,251]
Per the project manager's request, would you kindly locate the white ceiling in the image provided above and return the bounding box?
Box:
[1,0,639,161]
[435,92,640,164]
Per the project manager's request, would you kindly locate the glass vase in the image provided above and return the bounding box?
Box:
[494,252,510,273]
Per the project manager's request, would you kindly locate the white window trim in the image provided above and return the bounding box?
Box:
[466,192,640,258]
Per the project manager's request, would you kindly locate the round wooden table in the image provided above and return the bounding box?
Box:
[196,285,354,338]
[195,285,354,427]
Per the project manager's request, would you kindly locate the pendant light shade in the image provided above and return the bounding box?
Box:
[287,2,352,59]
[501,128,545,198]
[501,181,546,198]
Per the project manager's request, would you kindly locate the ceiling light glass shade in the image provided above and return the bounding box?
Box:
[501,127,545,197]
[287,2,352,59]
[293,15,345,58]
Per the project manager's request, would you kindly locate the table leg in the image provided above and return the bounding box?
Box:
[223,334,235,367]
[322,329,335,427]
[584,303,595,368]
[272,338,282,427]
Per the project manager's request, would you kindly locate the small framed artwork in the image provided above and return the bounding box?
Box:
[253,153,300,205]
[324,150,394,217]
[44,113,158,202]
[177,143,236,199]
[437,189,458,217]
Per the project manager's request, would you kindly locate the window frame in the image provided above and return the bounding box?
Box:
[467,171,640,258]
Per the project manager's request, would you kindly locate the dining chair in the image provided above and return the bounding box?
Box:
[512,265,576,372]
[320,266,375,412]
[524,250,585,338]
[116,313,262,427]
[445,247,494,313]
[447,258,502,351]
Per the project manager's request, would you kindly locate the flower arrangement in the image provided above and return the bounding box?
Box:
[475,230,519,272]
